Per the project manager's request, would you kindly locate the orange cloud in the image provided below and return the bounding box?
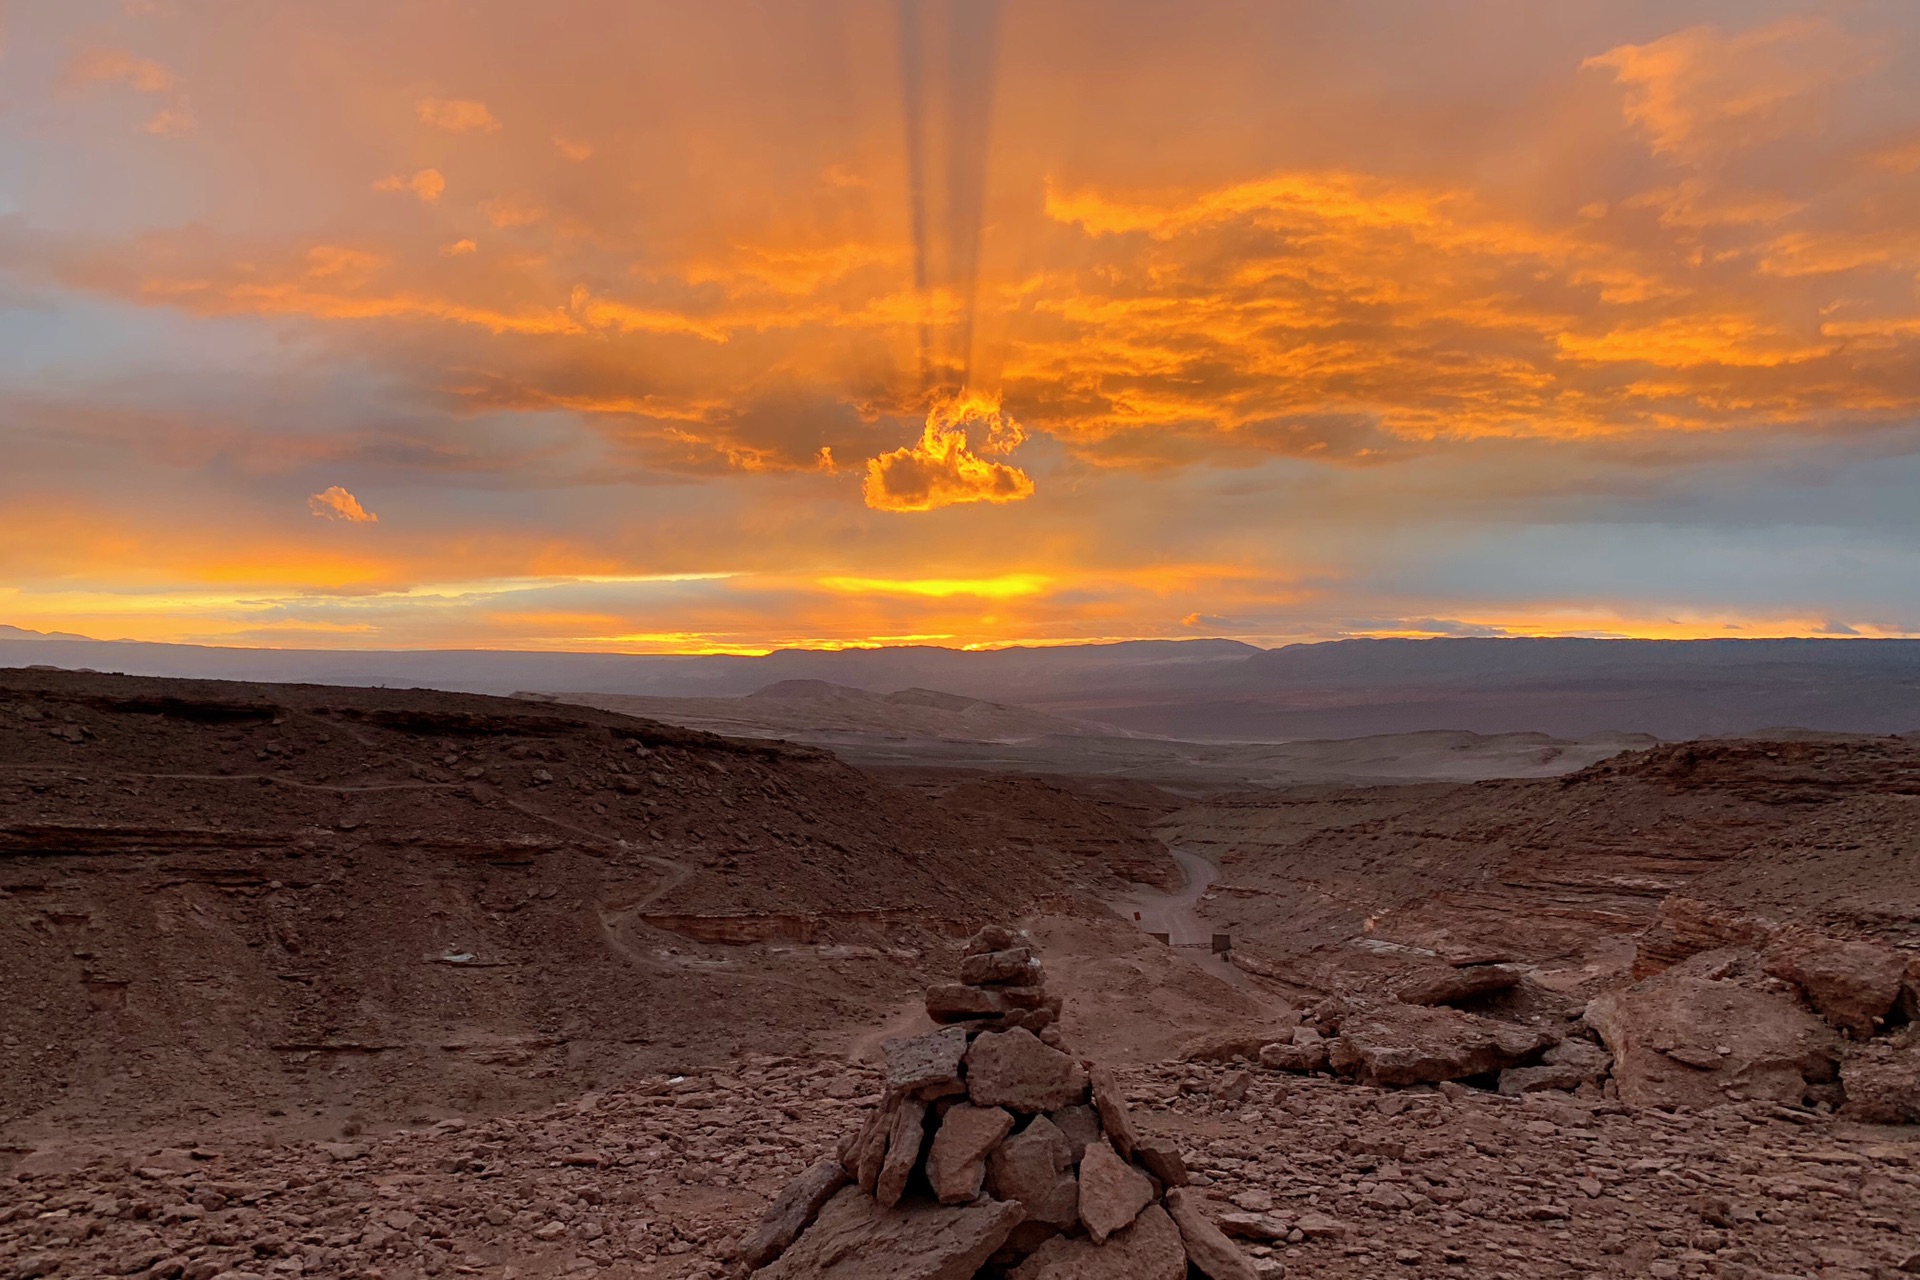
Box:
[373,168,445,202]
[70,48,175,92]
[441,238,478,256]
[307,486,378,523]
[864,393,1035,513]
[552,134,593,161]
[69,48,193,135]
[1584,19,1866,159]
[481,196,544,229]
[415,96,500,134]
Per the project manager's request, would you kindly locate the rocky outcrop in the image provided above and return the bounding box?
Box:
[737,926,1260,1277]
[1324,1002,1557,1086]
[1497,1037,1612,1096]
[1586,950,1841,1110]
[1395,963,1523,1007]
[1762,932,1910,1039]
[1839,1037,1920,1124]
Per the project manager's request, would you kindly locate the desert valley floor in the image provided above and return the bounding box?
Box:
[1,666,1917,1280]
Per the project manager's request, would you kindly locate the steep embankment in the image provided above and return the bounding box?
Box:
[0,669,1173,1140]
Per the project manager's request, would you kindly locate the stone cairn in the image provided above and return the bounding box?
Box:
[734,926,1257,1279]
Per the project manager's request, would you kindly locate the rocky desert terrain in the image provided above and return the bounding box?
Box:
[4,667,1919,1280]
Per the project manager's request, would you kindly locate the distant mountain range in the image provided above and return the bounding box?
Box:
[3,625,1917,740]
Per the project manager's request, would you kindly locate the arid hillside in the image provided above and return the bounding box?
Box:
[1165,735,1920,1003]
[0,668,1177,1144]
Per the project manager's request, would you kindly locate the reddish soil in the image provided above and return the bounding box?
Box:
[0,668,1177,1146]
[1165,737,1920,1000]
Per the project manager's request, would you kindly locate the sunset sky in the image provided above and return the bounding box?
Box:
[6,1,1920,652]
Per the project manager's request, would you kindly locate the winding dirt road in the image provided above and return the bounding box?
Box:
[1114,846,1247,986]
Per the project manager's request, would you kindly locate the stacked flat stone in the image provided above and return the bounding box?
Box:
[734,926,1257,1280]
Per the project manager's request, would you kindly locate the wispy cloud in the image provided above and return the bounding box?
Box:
[415,96,500,134]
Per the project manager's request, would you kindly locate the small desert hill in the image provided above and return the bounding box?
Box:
[0,668,1177,1143]
[533,680,1126,744]
[1166,734,1920,1000]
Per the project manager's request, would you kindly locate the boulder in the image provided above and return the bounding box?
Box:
[927,984,1010,1024]
[1077,1140,1153,1244]
[1327,1003,1555,1086]
[885,1027,970,1096]
[734,1156,850,1269]
[963,947,1042,986]
[1215,1212,1289,1242]
[1839,1042,1920,1124]
[1007,1203,1186,1280]
[1259,1035,1329,1073]
[967,1029,1089,1113]
[1132,1137,1188,1188]
[876,1097,929,1209]
[967,925,1020,955]
[1088,1064,1138,1159]
[925,1104,1014,1204]
[756,1185,1024,1280]
[1585,953,1841,1110]
[1763,934,1909,1039]
[1396,964,1524,1008]
[850,1093,900,1192]
[1165,1188,1259,1280]
[1498,1037,1612,1096]
[1047,1104,1101,1164]
[1179,1024,1297,1063]
[987,1116,1079,1231]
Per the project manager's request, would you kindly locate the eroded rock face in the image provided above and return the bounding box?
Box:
[1840,1041,1920,1124]
[967,1028,1089,1113]
[1586,952,1841,1110]
[1006,1203,1186,1280]
[755,1186,1024,1280]
[1763,934,1909,1039]
[1396,964,1523,1008]
[1327,1002,1555,1086]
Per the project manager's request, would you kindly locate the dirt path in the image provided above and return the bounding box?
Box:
[1112,846,1247,987]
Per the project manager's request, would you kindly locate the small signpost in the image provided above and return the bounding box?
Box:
[1211,932,1232,956]
[1149,931,1170,945]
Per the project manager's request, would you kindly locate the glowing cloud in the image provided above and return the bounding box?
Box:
[819,573,1049,599]
[481,196,544,229]
[69,47,193,135]
[69,48,175,92]
[1584,19,1865,159]
[372,168,445,202]
[415,97,500,134]
[863,393,1034,512]
[308,487,378,524]
[552,134,593,161]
